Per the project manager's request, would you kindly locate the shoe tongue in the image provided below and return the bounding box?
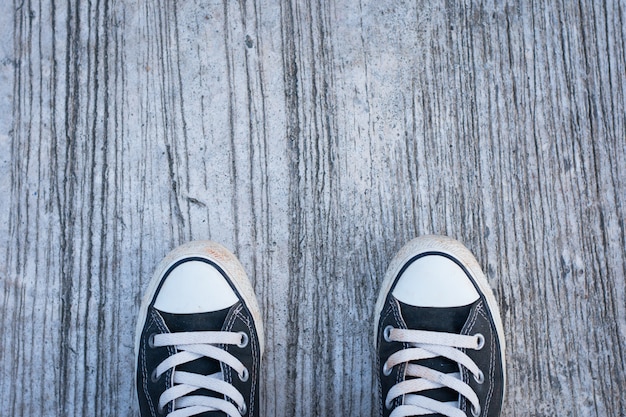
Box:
[160,307,231,332]
[398,300,476,414]
[399,301,474,334]
[158,306,232,417]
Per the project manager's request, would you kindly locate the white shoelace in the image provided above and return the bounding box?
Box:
[151,331,250,417]
[382,327,485,417]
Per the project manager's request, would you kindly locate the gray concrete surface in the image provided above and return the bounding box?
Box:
[1,0,625,416]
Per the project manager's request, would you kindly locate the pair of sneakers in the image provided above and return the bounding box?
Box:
[135,236,506,417]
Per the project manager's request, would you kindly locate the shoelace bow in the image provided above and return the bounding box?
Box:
[383,327,485,417]
[151,331,250,417]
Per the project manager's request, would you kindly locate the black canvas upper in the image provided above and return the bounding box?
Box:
[136,259,262,417]
[376,253,505,417]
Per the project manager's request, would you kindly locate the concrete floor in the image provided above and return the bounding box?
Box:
[1,0,625,416]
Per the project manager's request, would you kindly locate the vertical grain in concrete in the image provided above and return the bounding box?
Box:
[0,0,624,416]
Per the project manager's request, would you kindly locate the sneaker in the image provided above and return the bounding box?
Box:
[375,235,506,417]
[135,241,264,417]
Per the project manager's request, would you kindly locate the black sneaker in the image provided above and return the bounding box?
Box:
[375,236,506,417]
[135,241,264,417]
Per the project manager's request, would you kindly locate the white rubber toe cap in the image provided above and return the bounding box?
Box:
[153,260,239,314]
[392,254,480,307]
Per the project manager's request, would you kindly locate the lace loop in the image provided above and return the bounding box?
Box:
[383,326,484,417]
[152,331,249,417]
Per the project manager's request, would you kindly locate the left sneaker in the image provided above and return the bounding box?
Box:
[135,241,264,417]
[375,235,506,417]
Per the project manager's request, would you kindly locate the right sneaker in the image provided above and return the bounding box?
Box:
[135,241,264,417]
[375,235,506,417]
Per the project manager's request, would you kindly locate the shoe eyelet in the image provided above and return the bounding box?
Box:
[383,325,394,342]
[239,401,247,415]
[382,362,392,377]
[471,403,481,417]
[239,367,249,382]
[475,333,485,350]
[148,333,157,349]
[237,332,249,348]
[150,368,160,383]
[474,370,484,384]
